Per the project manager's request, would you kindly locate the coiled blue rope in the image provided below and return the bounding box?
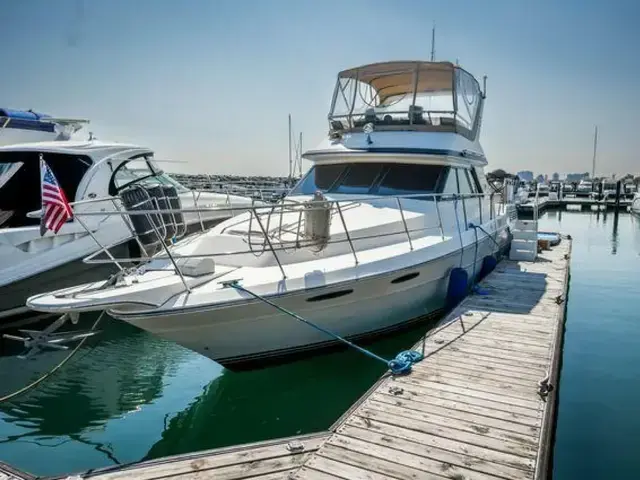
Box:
[226,280,423,375]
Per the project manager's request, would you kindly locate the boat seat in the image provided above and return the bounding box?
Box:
[409,105,426,124]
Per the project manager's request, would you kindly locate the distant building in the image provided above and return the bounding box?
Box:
[536,175,545,183]
[517,170,534,182]
[552,172,560,181]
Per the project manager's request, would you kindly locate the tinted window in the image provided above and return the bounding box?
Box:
[292,162,450,197]
[0,151,90,228]
[458,169,473,194]
[377,164,444,196]
[45,153,92,201]
[290,164,346,195]
[442,168,458,194]
[331,163,383,194]
[469,168,483,193]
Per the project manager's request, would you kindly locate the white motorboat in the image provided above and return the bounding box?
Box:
[27,60,514,367]
[576,180,593,197]
[0,140,258,322]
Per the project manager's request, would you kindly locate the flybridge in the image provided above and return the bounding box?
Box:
[0,107,89,144]
[0,108,55,132]
[327,61,487,142]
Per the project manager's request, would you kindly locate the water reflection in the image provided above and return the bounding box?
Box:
[1,319,176,436]
[0,316,207,475]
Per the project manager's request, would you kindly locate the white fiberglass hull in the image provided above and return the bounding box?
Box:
[113,231,508,367]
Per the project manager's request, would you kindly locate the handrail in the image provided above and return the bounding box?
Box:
[68,191,503,287]
[66,191,491,216]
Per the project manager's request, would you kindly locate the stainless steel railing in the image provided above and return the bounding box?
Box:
[66,190,503,292]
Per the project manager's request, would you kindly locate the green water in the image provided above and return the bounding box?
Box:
[0,211,639,478]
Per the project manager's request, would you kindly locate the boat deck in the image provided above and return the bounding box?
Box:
[2,236,571,480]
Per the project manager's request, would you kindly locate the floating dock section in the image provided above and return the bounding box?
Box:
[292,236,571,480]
[2,237,571,480]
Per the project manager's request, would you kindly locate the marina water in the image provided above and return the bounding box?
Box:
[0,210,639,478]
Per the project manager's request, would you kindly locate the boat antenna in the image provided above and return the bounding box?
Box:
[298,131,303,177]
[430,23,436,61]
[591,125,598,179]
[288,114,292,181]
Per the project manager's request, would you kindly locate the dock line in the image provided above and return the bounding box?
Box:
[224,280,423,374]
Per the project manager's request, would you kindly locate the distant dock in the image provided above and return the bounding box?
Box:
[517,197,631,216]
[2,238,571,480]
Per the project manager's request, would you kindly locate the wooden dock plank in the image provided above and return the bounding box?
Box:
[81,433,331,480]
[292,237,571,480]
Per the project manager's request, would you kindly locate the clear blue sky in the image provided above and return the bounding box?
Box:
[2,0,639,177]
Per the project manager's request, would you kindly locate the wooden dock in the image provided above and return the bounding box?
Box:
[73,432,330,480]
[2,237,571,480]
[290,235,571,480]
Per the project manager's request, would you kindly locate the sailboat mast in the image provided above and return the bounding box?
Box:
[591,125,598,179]
[298,131,303,177]
[430,24,436,62]
[288,114,292,180]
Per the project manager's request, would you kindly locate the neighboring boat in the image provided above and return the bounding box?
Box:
[0,140,258,322]
[576,180,593,197]
[27,60,514,367]
[0,108,87,146]
[631,193,640,216]
[530,183,550,198]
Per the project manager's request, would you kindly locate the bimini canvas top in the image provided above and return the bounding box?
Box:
[337,61,457,103]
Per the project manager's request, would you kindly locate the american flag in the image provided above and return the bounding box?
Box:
[40,154,73,235]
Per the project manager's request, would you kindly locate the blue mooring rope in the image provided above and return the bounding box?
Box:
[226,281,423,375]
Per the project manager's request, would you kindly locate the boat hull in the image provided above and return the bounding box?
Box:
[117,232,509,368]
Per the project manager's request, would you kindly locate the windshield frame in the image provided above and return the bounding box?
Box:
[109,154,165,195]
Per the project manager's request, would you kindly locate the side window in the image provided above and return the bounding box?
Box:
[464,169,477,193]
[45,153,92,202]
[441,168,459,194]
[457,169,473,195]
[469,168,483,193]
[376,164,444,196]
[0,152,43,227]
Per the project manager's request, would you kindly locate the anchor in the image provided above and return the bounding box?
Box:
[2,312,100,359]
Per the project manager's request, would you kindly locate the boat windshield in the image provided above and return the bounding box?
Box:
[329,61,483,140]
[111,157,190,194]
[289,162,446,197]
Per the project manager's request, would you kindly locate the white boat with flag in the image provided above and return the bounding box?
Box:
[27,60,515,368]
[0,138,260,324]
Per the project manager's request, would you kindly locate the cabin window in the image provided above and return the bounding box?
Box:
[441,168,459,194]
[457,169,473,195]
[291,163,446,197]
[331,163,384,194]
[470,169,483,193]
[290,164,346,195]
[376,164,444,196]
[0,151,91,228]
